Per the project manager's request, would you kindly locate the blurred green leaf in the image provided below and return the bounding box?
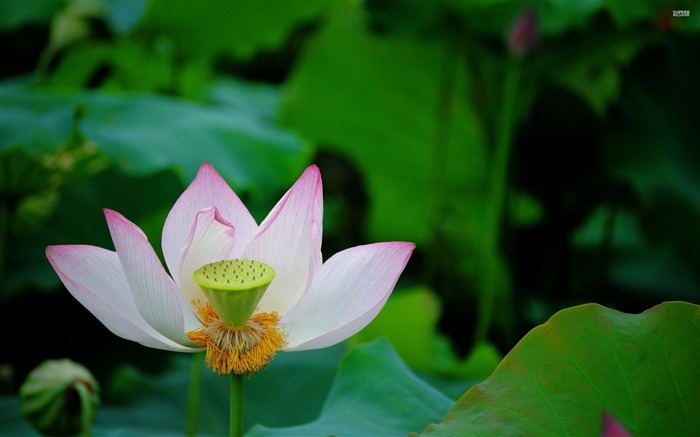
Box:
[604,41,700,212]
[46,0,105,53]
[448,0,697,36]
[249,339,453,437]
[46,39,173,91]
[604,0,664,27]
[605,0,700,30]
[281,2,488,245]
[0,0,65,31]
[528,29,654,117]
[367,0,700,44]
[0,116,108,294]
[415,302,700,436]
[139,0,331,60]
[418,341,500,400]
[450,0,605,37]
[596,37,700,297]
[1,167,183,298]
[208,77,282,123]
[346,287,440,372]
[371,0,624,38]
[1,78,312,297]
[1,81,313,204]
[347,287,502,379]
[103,0,148,34]
[552,62,620,117]
[572,206,699,300]
[508,190,544,227]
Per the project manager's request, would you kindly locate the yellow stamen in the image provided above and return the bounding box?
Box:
[187,302,286,376]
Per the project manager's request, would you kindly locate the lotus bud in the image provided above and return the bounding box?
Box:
[506,8,539,58]
[19,359,100,436]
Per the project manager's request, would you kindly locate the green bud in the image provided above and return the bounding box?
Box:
[19,359,100,437]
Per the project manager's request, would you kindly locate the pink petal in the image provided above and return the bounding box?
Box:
[282,242,415,351]
[178,207,236,311]
[601,411,632,437]
[162,163,257,280]
[105,209,199,344]
[46,245,200,352]
[243,165,323,316]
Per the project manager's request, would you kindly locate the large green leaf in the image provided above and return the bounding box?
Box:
[0,81,313,205]
[249,339,453,437]
[415,302,700,436]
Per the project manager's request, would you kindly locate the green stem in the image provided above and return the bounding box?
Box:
[230,373,244,437]
[487,61,520,243]
[426,36,457,291]
[186,352,204,437]
[476,60,521,342]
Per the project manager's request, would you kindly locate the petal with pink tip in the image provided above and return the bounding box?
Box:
[178,207,236,311]
[162,163,257,281]
[46,245,200,352]
[105,209,199,343]
[281,242,415,351]
[601,412,632,437]
[243,165,323,316]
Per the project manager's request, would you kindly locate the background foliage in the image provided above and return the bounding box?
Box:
[1,0,698,435]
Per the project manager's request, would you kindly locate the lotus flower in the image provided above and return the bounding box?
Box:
[46,163,414,375]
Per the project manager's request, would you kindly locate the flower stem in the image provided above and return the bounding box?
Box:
[476,60,521,342]
[426,33,457,290]
[230,373,244,437]
[186,352,204,437]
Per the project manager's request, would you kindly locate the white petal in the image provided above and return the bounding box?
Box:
[178,207,236,311]
[282,242,415,351]
[243,165,323,316]
[105,209,199,344]
[46,245,200,352]
[162,163,257,281]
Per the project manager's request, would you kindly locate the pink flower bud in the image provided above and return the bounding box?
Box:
[507,8,539,58]
[601,411,633,437]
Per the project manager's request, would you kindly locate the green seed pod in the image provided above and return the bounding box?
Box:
[19,359,100,436]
